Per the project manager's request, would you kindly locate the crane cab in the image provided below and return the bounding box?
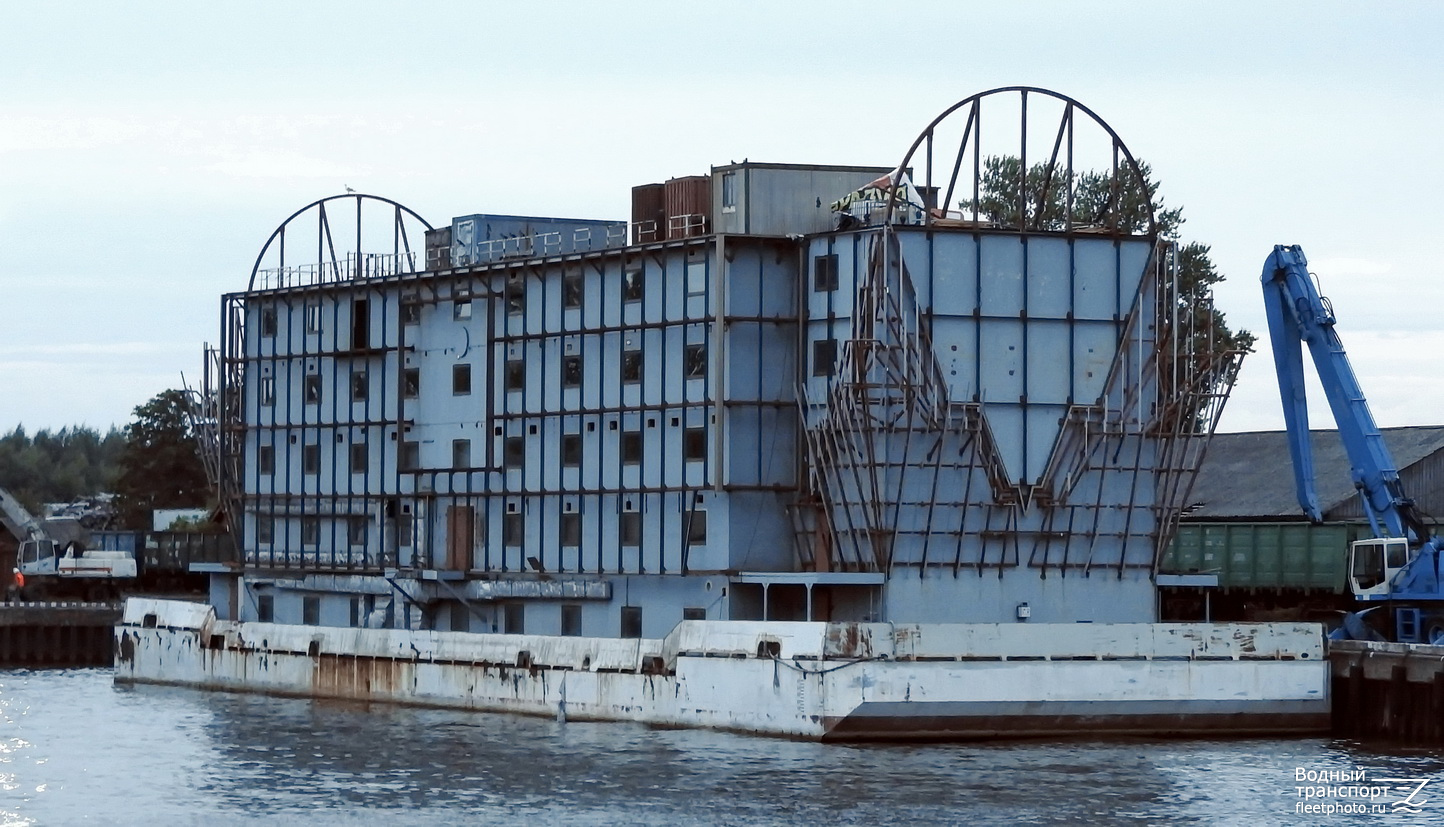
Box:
[18,538,59,576]
[1349,537,1412,599]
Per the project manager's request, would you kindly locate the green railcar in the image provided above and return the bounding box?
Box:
[1161,522,1364,593]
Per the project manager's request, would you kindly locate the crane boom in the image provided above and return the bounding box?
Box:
[1260,244,1429,544]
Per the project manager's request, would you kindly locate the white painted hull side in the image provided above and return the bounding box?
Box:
[114,599,1330,740]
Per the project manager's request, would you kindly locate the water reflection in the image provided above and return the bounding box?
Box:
[4,670,1444,824]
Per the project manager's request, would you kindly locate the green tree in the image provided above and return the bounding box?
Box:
[0,424,125,516]
[961,156,1255,427]
[113,389,210,530]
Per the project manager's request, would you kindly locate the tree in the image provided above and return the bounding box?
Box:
[961,156,1255,430]
[113,389,210,530]
[0,424,125,516]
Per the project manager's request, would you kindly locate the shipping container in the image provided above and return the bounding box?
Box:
[664,176,711,239]
[631,183,665,244]
[1161,522,1364,592]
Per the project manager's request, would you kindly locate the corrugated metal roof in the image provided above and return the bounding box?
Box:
[1184,426,1444,520]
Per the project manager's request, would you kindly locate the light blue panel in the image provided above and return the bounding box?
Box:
[1026,322,1073,405]
[931,317,978,400]
[1025,237,1073,319]
[983,405,1024,484]
[1025,404,1069,481]
[978,318,1023,402]
[978,235,1025,318]
[1073,320,1120,402]
[929,234,978,316]
[1118,239,1153,304]
[1071,239,1121,321]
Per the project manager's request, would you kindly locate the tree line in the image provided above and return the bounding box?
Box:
[0,389,209,530]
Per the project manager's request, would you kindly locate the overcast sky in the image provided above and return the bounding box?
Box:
[2,1,1441,435]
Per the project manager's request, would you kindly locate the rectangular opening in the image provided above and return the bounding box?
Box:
[259,377,275,406]
[562,354,582,389]
[812,338,838,377]
[349,597,361,628]
[684,343,706,379]
[682,607,706,621]
[452,439,471,469]
[257,595,273,623]
[304,375,322,405]
[505,278,525,315]
[301,517,320,546]
[620,605,642,639]
[683,427,706,462]
[302,596,320,626]
[257,445,274,475]
[505,359,525,392]
[621,431,642,465]
[561,604,582,636]
[260,307,277,338]
[503,512,524,547]
[503,436,524,469]
[503,603,525,634]
[623,266,644,303]
[256,516,273,545]
[453,363,472,395]
[560,512,581,547]
[621,350,642,384]
[403,368,420,399]
[350,441,367,474]
[302,444,320,475]
[351,369,368,402]
[402,302,420,326]
[684,509,707,544]
[401,441,420,471]
[351,298,370,349]
[453,299,472,321]
[619,511,641,546]
[563,271,583,309]
[561,434,582,468]
[348,515,367,548]
[814,253,839,292]
[305,304,323,334]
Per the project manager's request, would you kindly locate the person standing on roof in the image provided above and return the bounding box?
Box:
[8,568,24,602]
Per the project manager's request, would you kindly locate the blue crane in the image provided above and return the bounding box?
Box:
[1262,244,1442,642]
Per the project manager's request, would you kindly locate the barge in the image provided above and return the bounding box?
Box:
[119,87,1330,738]
[116,599,1327,739]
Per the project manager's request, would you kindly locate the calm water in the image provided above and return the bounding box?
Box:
[3,669,1444,825]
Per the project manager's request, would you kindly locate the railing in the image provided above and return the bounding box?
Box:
[252,215,714,288]
[251,251,422,291]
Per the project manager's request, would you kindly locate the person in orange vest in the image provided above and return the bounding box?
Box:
[9,567,23,602]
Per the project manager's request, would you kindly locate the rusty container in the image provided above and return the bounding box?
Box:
[631,183,666,244]
[664,175,712,239]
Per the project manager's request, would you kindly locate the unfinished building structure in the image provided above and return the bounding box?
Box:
[191,88,1241,636]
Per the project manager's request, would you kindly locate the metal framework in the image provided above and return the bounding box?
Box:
[796,88,1242,577]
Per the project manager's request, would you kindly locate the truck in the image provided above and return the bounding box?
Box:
[0,487,137,601]
[1262,244,1442,642]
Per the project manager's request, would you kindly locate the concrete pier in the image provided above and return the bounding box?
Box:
[0,602,120,667]
[1329,639,1444,742]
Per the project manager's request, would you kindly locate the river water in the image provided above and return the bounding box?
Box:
[3,668,1443,825]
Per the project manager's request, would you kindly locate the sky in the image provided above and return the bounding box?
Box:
[2,1,1442,435]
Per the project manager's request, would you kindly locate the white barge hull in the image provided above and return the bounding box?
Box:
[114,599,1329,740]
